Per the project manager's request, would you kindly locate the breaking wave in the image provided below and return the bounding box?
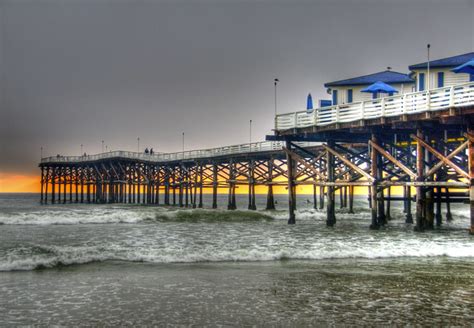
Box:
[2,238,473,271]
[0,207,279,225]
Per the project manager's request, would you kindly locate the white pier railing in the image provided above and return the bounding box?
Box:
[275,82,474,131]
[40,141,314,164]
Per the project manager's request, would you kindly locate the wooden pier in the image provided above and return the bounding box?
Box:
[39,82,474,233]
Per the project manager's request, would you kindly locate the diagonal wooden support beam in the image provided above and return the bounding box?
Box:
[93,164,104,181]
[282,147,325,180]
[425,140,469,177]
[294,151,326,180]
[411,135,470,180]
[322,144,374,182]
[369,141,417,180]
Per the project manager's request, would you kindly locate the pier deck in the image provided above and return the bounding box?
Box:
[39,82,474,233]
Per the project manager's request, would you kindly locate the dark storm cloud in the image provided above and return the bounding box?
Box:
[0,0,473,174]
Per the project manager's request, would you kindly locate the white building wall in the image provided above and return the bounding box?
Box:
[331,83,412,105]
[413,68,470,91]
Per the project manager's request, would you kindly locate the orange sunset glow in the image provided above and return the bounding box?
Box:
[0,173,41,193]
[0,172,404,196]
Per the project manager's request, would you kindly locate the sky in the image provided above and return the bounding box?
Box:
[0,0,473,191]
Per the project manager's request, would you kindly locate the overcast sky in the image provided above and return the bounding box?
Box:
[1,0,473,175]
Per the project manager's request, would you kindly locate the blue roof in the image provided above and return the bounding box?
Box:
[409,52,474,70]
[324,71,414,87]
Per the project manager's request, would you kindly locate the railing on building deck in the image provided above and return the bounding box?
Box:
[40,141,314,164]
[275,82,474,131]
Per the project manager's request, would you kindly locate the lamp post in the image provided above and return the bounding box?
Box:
[274,78,279,130]
[249,119,252,144]
[427,44,431,90]
[106,145,108,152]
[40,146,43,159]
[137,137,140,153]
[80,144,83,155]
[102,140,104,152]
[274,78,279,116]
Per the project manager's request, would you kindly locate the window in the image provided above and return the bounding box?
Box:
[372,92,377,99]
[419,73,425,91]
[437,72,444,88]
[470,73,474,82]
[388,92,394,97]
[332,90,338,105]
[347,89,353,103]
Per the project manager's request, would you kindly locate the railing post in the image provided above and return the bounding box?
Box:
[449,86,455,107]
[335,105,340,123]
[426,90,431,111]
[293,112,297,128]
[381,98,385,117]
[360,101,365,120]
[401,94,406,114]
[313,108,317,125]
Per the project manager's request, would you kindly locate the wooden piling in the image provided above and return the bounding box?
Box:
[249,160,256,210]
[228,161,236,210]
[326,140,336,227]
[425,136,434,229]
[370,134,379,230]
[319,186,324,209]
[435,186,442,226]
[376,148,385,225]
[348,185,354,214]
[172,170,176,206]
[40,167,44,204]
[69,168,73,203]
[266,159,275,210]
[63,168,67,203]
[286,141,296,224]
[87,180,91,203]
[405,186,413,223]
[339,188,343,209]
[212,164,218,209]
[179,166,184,207]
[164,168,170,206]
[75,168,79,203]
[386,186,391,220]
[51,167,56,204]
[44,168,49,204]
[198,165,203,208]
[313,184,317,210]
[415,129,425,231]
[57,168,61,203]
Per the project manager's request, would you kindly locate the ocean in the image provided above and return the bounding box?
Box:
[0,193,473,326]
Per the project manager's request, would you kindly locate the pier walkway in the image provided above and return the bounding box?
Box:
[40,81,474,233]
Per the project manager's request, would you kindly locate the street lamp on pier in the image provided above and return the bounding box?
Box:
[249,119,252,144]
[274,78,279,116]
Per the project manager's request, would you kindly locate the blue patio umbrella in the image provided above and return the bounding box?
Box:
[361,81,398,94]
[306,93,313,111]
[451,59,474,74]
